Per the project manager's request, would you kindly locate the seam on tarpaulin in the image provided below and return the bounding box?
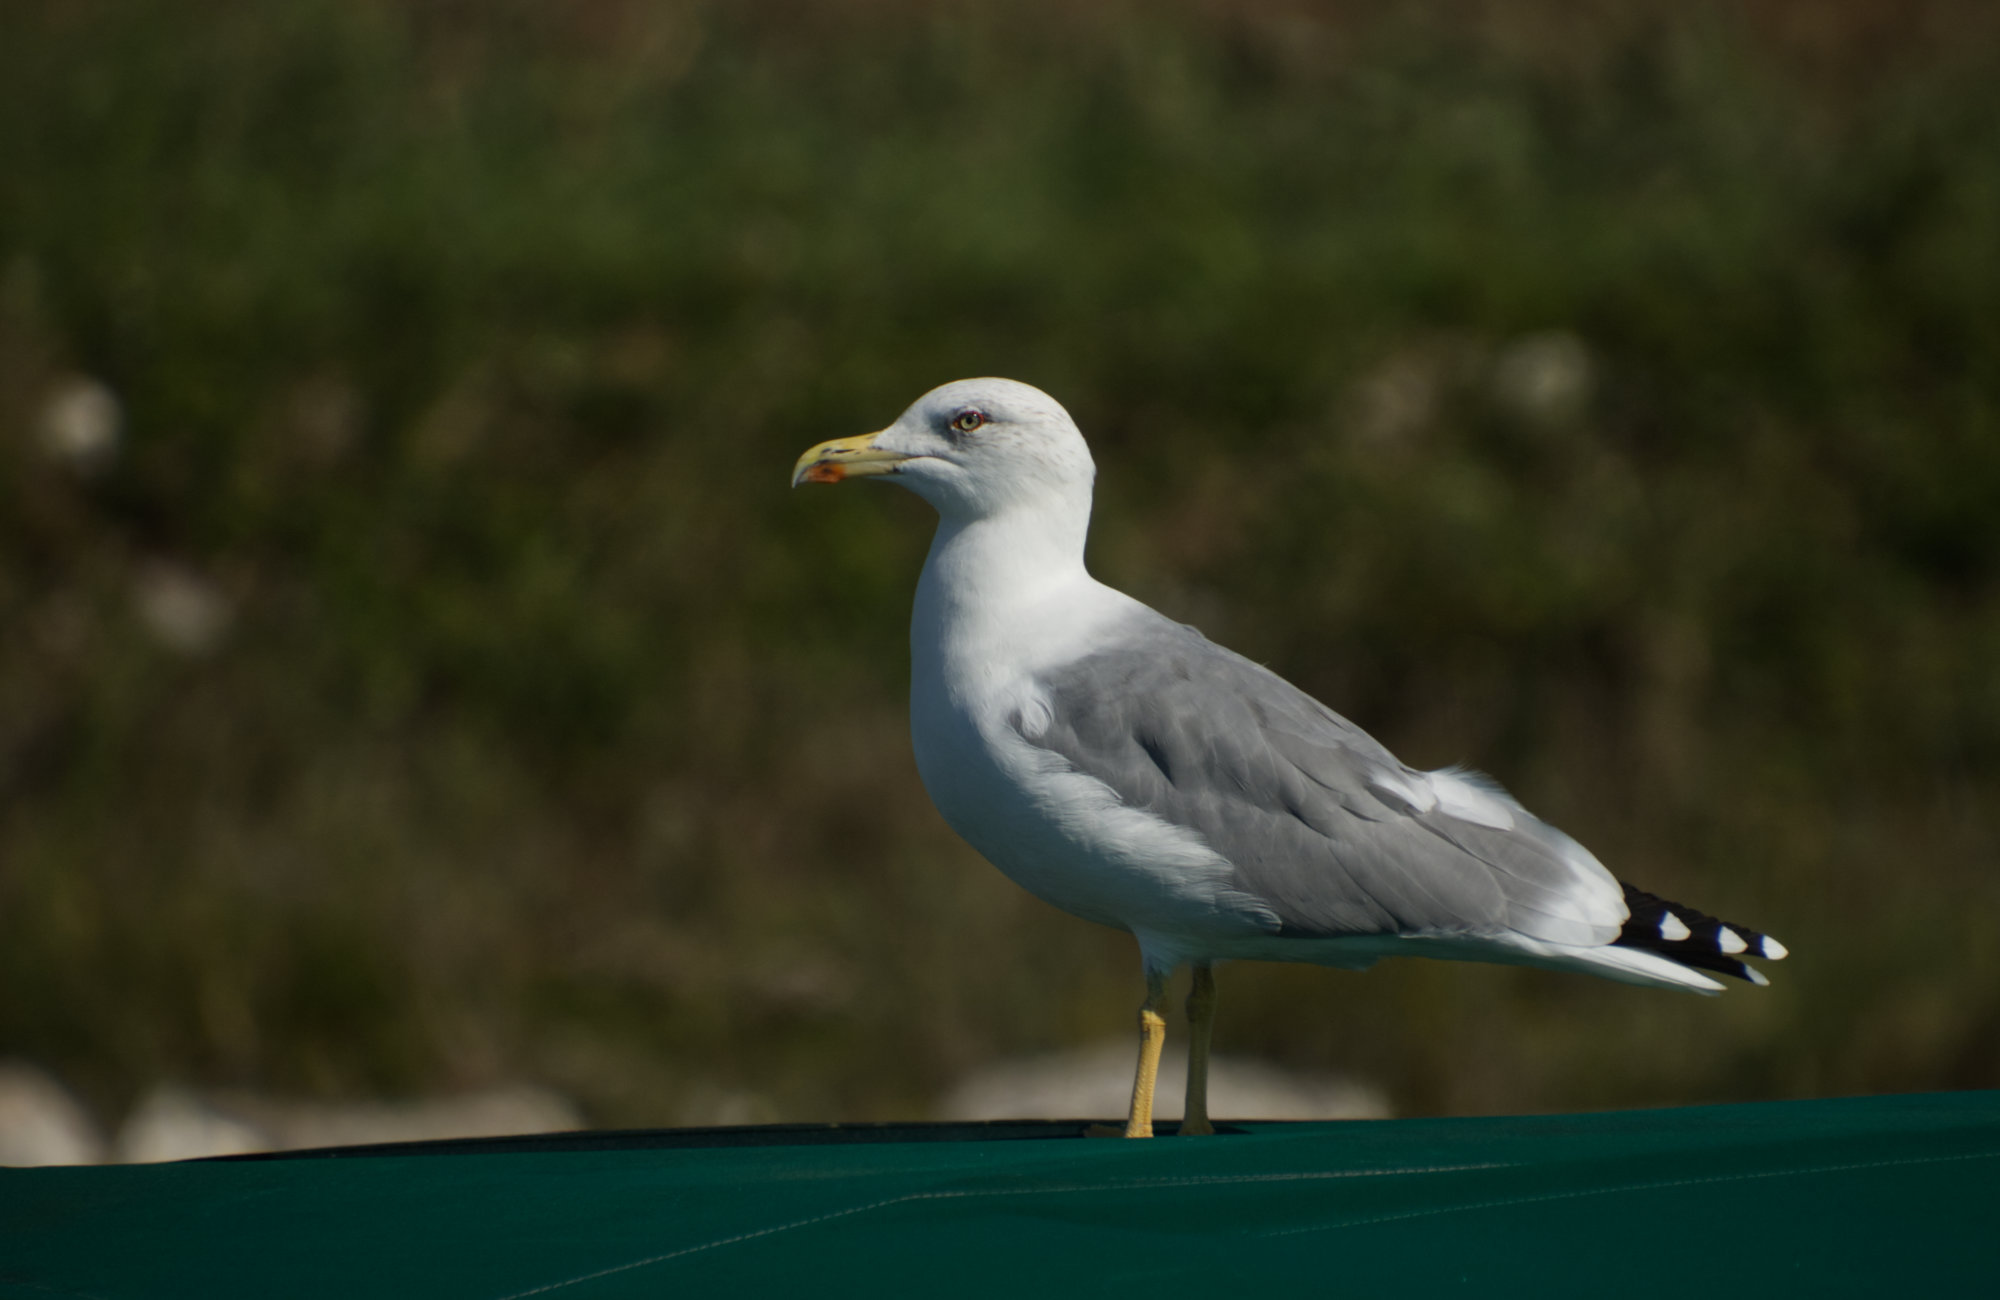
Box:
[489,1162,1507,1298]
[1259,1147,2000,1240]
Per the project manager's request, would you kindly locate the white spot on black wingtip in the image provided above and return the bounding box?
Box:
[1717,926,1747,954]
[1659,911,1692,942]
[1744,965,1771,987]
[1760,936,1789,960]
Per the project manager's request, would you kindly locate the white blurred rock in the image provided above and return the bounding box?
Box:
[132,562,232,656]
[672,1084,778,1128]
[1347,348,1444,446]
[939,1039,1390,1123]
[1492,330,1594,427]
[116,1086,269,1164]
[225,1085,583,1151]
[37,375,122,473]
[0,1062,105,1167]
[115,1083,583,1162]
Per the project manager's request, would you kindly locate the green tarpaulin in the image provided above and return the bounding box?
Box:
[4,1091,1996,1297]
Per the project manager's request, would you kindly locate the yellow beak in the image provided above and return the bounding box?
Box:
[791,430,909,487]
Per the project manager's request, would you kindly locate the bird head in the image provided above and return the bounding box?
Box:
[792,378,1096,522]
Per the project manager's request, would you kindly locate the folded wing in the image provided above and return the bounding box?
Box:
[1019,613,1628,949]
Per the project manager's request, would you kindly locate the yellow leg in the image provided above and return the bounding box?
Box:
[1180,963,1217,1136]
[1123,968,1170,1138]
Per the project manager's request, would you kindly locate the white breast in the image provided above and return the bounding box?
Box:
[909,572,1278,944]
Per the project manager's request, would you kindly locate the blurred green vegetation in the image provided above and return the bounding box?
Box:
[3,0,1998,1129]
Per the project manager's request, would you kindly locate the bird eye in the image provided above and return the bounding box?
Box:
[952,410,985,433]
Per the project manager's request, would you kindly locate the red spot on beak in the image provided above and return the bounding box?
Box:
[801,462,846,484]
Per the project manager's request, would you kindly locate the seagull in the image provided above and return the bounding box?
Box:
[793,377,1787,1138]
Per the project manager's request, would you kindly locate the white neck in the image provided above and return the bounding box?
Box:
[911,492,1099,688]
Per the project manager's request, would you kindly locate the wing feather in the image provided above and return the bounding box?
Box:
[1020,612,1625,947]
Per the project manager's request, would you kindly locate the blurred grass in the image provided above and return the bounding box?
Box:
[2,0,1998,1127]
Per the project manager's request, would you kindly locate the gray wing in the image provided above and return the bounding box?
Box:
[1019,613,1622,946]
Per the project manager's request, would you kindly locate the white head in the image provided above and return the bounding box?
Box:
[792,378,1096,524]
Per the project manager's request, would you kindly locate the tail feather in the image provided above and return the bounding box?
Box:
[1613,882,1787,986]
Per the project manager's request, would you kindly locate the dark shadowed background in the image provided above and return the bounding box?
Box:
[3,0,1997,1134]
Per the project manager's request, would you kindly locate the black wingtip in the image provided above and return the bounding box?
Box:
[1614,882,1787,985]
